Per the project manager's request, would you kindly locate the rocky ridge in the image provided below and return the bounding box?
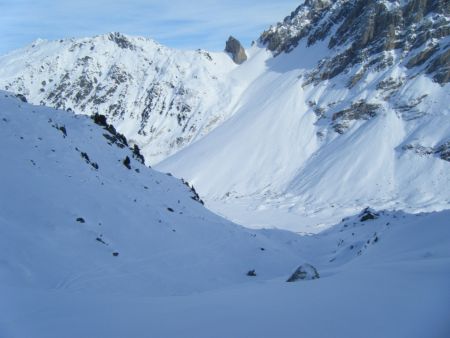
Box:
[0,33,238,164]
[260,0,449,85]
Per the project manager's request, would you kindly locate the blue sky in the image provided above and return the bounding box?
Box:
[0,0,300,55]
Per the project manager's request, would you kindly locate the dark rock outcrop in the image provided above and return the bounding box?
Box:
[359,208,379,222]
[402,140,450,162]
[332,100,380,134]
[246,269,257,277]
[286,264,320,282]
[260,0,450,85]
[436,141,450,162]
[225,36,247,64]
[16,93,27,103]
[108,32,136,50]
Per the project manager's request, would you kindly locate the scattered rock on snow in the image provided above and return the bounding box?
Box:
[286,263,320,282]
[247,269,257,277]
[359,208,379,222]
[15,94,27,103]
[123,156,131,169]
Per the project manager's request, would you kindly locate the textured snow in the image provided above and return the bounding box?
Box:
[0,91,306,295]
[1,28,449,232]
[1,92,449,337]
[0,0,449,336]
[158,38,450,232]
[0,33,239,163]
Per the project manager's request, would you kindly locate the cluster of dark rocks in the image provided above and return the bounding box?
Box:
[261,0,450,85]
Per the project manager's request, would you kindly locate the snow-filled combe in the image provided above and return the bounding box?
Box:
[0,24,449,232]
[0,91,309,296]
[1,92,450,338]
[158,40,450,232]
[0,1,449,336]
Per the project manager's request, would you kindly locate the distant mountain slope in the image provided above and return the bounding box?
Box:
[0,33,239,163]
[158,0,450,231]
[0,0,449,231]
[0,91,306,295]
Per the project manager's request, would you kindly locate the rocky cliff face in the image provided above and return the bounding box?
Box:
[157,0,450,230]
[0,2,448,229]
[225,36,247,64]
[1,2,447,168]
[260,0,449,85]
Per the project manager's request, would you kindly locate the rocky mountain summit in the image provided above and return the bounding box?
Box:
[0,1,449,230]
[260,0,449,85]
[157,0,450,230]
[225,36,248,64]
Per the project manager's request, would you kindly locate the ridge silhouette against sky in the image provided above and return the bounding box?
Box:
[0,0,300,56]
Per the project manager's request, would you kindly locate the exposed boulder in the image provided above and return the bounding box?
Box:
[123,156,131,169]
[16,94,27,103]
[286,264,320,282]
[359,208,379,222]
[332,100,380,134]
[246,269,257,277]
[92,113,108,127]
[225,36,247,64]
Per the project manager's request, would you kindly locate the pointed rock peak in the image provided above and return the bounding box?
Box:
[225,36,247,65]
[107,32,136,50]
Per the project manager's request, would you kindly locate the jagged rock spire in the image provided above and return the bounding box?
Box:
[225,36,247,64]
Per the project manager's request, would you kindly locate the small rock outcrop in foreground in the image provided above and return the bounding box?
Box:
[287,264,320,282]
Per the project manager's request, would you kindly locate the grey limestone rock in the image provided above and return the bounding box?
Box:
[225,36,247,64]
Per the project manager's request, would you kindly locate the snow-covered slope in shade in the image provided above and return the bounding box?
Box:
[1,91,449,337]
[0,33,240,164]
[1,120,449,338]
[158,0,450,231]
[0,91,309,296]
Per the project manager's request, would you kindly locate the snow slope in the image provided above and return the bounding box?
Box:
[0,1,449,233]
[0,91,308,296]
[158,0,450,231]
[159,44,450,231]
[0,33,240,163]
[1,92,449,337]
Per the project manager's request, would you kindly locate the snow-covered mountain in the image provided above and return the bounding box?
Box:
[0,0,449,231]
[1,91,449,338]
[0,33,240,163]
[158,0,450,230]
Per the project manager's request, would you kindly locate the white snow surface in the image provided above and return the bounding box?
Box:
[1,92,450,337]
[0,33,239,164]
[0,91,305,296]
[158,41,450,232]
[0,31,449,232]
